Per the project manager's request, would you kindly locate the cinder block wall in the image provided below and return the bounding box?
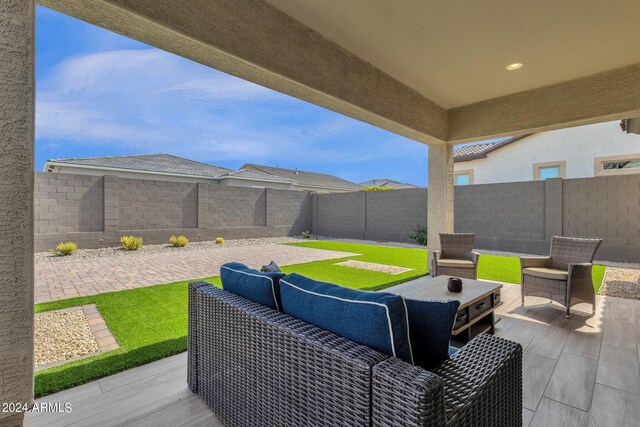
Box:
[312,176,640,262]
[267,188,312,229]
[118,178,198,230]
[34,172,312,251]
[454,181,548,254]
[315,192,360,238]
[34,172,640,261]
[563,175,640,261]
[35,173,104,234]
[199,184,266,227]
[314,188,429,242]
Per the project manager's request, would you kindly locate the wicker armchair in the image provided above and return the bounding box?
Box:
[520,236,602,318]
[432,233,479,280]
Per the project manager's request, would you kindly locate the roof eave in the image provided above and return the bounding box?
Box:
[44,161,222,180]
[454,154,488,162]
[217,175,294,184]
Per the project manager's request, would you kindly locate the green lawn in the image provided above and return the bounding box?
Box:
[282,241,427,291]
[34,280,212,398]
[477,253,607,293]
[288,241,607,292]
[34,240,606,397]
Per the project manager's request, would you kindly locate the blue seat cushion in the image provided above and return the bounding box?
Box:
[449,346,459,356]
[220,262,286,310]
[279,273,414,364]
[404,298,460,370]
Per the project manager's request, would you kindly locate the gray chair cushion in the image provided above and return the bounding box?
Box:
[523,267,568,281]
[437,259,475,269]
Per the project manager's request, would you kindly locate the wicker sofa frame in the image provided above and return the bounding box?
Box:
[520,236,602,319]
[432,233,479,280]
[188,282,522,426]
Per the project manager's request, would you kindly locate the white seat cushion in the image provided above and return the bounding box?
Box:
[437,259,475,269]
[523,267,568,281]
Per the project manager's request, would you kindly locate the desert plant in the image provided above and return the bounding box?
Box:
[409,225,427,246]
[169,235,189,247]
[362,186,393,191]
[53,242,78,256]
[301,230,311,239]
[120,235,143,251]
[215,237,224,244]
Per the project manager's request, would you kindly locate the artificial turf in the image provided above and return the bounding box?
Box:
[288,241,606,292]
[477,253,607,293]
[34,240,607,397]
[34,279,211,398]
[282,241,428,291]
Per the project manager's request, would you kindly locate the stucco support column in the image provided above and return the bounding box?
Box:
[0,1,35,426]
[427,144,455,272]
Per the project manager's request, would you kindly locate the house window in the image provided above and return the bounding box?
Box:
[539,166,560,179]
[454,170,473,185]
[533,161,566,180]
[595,154,640,176]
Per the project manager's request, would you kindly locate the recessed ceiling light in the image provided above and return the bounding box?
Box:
[505,62,524,71]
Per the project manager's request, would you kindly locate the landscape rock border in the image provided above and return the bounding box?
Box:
[35,304,119,371]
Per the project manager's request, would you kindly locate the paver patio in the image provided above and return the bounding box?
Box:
[34,244,356,304]
[26,280,640,427]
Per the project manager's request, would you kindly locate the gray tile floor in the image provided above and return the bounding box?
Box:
[495,282,640,427]
[26,282,640,426]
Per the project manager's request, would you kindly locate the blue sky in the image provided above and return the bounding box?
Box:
[36,6,452,186]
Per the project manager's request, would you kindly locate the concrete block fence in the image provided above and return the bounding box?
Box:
[34,172,312,252]
[312,176,640,263]
[35,172,640,261]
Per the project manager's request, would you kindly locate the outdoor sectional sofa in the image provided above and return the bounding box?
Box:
[188,265,522,427]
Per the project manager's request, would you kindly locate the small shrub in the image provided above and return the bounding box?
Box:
[169,235,189,247]
[409,226,427,246]
[215,237,224,244]
[54,242,77,256]
[362,186,393,191]
[301,230,311,239]
[120,235,143,251]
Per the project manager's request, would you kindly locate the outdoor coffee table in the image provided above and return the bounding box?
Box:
[387,275,502,344]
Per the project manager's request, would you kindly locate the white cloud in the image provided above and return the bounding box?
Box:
[165,77,279,101]
[39,49,279,101]
[36,47,421,168]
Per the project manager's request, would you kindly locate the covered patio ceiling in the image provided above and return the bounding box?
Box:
[1,2,640,425]
[38,0,640,144]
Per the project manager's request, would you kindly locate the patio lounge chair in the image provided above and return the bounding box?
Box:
[520,236,602,318]
[431,233,479,280]
[188,282,522,426]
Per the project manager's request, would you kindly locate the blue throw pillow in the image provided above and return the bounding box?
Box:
[279,273,414,364]
[404,298,460,370]
[220,262,285,310]
[261,260,281,273]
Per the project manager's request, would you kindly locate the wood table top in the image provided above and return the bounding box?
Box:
[386,275,502,308]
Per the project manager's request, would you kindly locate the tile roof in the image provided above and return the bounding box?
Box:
[241,164,361,190]
[47,154,234,178]
[454,134,532,161]
[359,179,419,189]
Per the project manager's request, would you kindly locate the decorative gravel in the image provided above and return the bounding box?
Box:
[36,236,304,264]
[34,309,100,367]
[599,267,640,300]
[335,260,412,275]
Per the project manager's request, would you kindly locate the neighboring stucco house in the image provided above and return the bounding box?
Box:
[44,154,361,192]
[359,179,419,189]
[241,164,362,193]
[453,121,640,185]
